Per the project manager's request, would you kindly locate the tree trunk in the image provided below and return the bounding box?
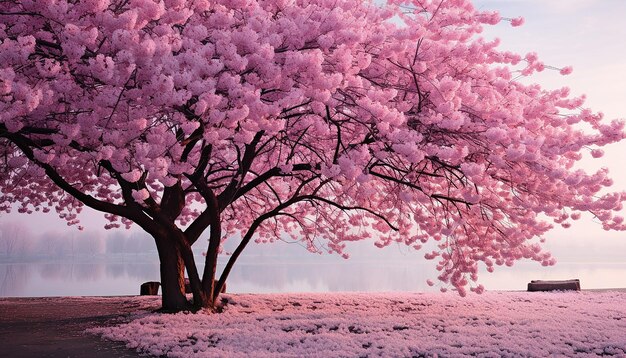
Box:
[155,237,188,312]
[201,216,221,308]
[177,238,211,310]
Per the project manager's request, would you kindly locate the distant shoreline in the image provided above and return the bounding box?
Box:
[2,285,626,301]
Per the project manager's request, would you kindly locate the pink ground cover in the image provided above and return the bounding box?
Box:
[92,291,626,357]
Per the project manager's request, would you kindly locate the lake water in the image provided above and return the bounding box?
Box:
[2,255,625,297]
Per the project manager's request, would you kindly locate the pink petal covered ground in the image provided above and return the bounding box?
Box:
[92,291,626,357]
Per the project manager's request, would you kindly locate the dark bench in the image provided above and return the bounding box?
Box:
[527,279,580,292]
[140,281,161,295]
[141,279,226,295]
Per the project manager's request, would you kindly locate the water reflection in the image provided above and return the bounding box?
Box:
[0,263,32,296]
[228,260,434,293]
[0,258,160,297]
[1,258,625,297]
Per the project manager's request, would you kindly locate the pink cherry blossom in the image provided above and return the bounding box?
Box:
[590,149,604,158]
[1,0,624,312]
[132,188,150,202]
[510,16,525,27]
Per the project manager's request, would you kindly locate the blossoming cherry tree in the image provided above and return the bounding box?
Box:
[1,0,624,311]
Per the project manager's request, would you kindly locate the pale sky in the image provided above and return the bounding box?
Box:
[473,0,626,260]
[2,1,626,264]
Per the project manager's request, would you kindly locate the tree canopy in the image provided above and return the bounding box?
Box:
[1,0,624,308]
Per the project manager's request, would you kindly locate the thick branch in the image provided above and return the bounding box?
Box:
[183,173,218,244]
[301,195,399,231]
[216,196,306,294]
[231,163,316,203]
[217,131,265,210]
[5,132,131,218]
[216,191,399,292]
[161,181,185,221]
[369,169,424,191]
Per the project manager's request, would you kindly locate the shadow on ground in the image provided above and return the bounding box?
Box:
[0,296,159,358]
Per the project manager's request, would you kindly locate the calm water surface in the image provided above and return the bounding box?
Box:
[2,255,625,297]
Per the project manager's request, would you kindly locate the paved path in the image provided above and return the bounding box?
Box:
[0,296,159,358]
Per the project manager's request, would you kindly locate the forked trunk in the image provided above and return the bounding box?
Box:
[152,194,224,312]
[155,230,218,312]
